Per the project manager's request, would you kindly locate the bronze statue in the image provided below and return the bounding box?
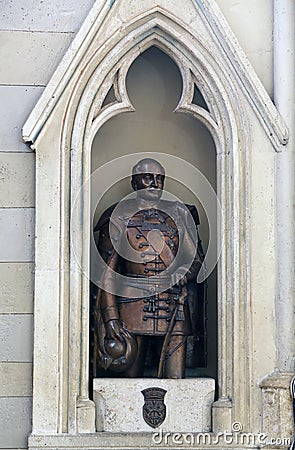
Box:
[91,158,206,379]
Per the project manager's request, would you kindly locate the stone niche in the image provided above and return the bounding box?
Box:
[22,0,289,449]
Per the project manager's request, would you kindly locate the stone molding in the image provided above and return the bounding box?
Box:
[22,1,288,150]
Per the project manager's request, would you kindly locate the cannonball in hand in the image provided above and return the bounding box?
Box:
[105,338,126,359]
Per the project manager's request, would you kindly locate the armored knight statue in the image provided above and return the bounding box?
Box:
[91,158,206,379]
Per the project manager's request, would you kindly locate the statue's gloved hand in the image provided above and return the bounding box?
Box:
[105,319,124,342]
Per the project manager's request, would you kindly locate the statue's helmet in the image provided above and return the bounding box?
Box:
[103,328,137,373]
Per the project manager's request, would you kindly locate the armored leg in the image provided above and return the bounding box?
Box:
[124,336,148,377]
[163,335,187,379]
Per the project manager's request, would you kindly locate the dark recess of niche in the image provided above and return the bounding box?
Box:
[102,84,117,108]
[89,45,217,395]
[192,84,210,112]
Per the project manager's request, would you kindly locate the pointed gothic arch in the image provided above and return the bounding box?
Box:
[63,9,248,433]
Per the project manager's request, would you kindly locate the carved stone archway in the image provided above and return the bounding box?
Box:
[68,12,244,432]
[23,1,287,448]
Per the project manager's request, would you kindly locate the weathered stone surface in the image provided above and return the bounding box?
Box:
[0,31,74,85]
[0,315,33,362]
[93,378,215,432]
[0,397,32,448]
[0,0,95,33]
[214,0,273,96]
[260,371,294,440]
[0,86,43,152]
[0,362,32,396]
[0,153,35,207]
[0,263,34,313]
[27,431,293,449]
[0,208,34,262]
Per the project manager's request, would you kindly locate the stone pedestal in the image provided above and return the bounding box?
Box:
[93,378,215,432]
[260,371,294,440]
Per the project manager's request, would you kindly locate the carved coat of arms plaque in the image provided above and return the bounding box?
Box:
[141,387,167,428]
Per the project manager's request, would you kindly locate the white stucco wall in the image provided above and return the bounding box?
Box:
[215,0,274,97]
[0,1,277,448]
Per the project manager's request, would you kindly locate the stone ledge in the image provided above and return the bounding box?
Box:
[28,432,291,449]
[259,371,294,390]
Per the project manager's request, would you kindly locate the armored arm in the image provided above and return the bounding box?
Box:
[177,203,204,283]
[98,226,120,323]
[94,208,123,340]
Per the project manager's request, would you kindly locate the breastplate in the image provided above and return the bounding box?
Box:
[125,208,179,275]
[118,208,190,336]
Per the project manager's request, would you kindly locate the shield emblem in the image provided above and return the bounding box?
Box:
[141,387,167,428]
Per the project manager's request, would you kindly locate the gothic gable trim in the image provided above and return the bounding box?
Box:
[194,0,289,149]
[22,0,288,151]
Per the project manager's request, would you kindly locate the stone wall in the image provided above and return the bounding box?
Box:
[0,2,95,448]
[0,1,275,449]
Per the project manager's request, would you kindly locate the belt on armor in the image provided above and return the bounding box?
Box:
[120,274,182,296]
[118,273,186,323]
[124,273,173,280]
[122,274,176,297]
